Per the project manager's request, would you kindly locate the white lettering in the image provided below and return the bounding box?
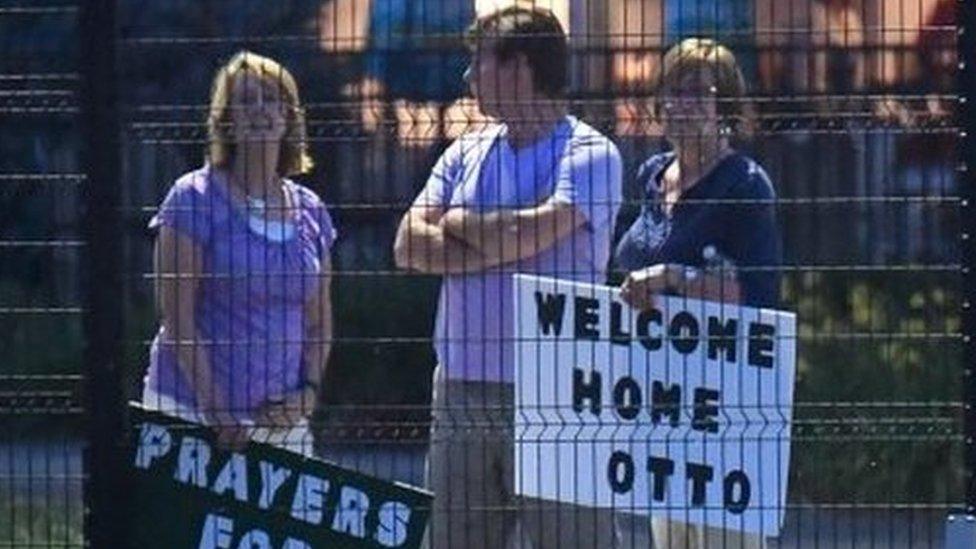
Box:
[236,529,270,549]
[290,474,330,525]
[134,422,172,469]
[257,461,292,510]
[175,436,211,488]
[197,513,234,549]
[211,452,248,503]
[331,486,369,538]
[374,501,411,547]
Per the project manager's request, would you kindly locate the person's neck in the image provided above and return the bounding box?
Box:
[503,101,568,148]
[230,142,282,201]
[674,137,730,189]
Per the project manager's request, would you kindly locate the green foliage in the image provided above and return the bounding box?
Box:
[785,270,964,503]
[0,279,82,376]
[0,499,83,548]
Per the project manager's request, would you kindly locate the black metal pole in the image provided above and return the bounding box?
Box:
[960,0,976,515]
[80,0,127,546]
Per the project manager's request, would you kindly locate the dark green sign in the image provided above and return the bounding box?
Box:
[128,404,431,549]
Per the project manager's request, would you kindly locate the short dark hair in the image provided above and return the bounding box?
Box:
[465,6,568,98]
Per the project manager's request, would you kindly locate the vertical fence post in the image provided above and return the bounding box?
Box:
[80,0,127,546]
[960,0,976,519]
[946,1,976,546]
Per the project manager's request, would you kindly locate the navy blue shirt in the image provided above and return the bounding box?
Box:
[614,151,781,308]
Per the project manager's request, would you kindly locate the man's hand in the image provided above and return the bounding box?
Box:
[439,207,470,242]
[619,264,681,311]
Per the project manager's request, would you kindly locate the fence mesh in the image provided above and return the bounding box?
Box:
[0,2,85,548]
[1,0,968,547]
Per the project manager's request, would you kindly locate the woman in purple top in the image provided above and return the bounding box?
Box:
[143,51,336,456]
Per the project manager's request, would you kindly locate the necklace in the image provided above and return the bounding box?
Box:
[226,170,283,213]
[240,184,288,221]
[246,195,269,214]
[227,174,296,241]
[245,190,296,242]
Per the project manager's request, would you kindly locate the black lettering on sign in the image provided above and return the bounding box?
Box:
[608,451,635,494]
[574,296,600,340]
[724,470,751,514]
[707,317,738,362]
[691,388,720,434]
[748,322,776,368]
[612,377,642,421]
[669,312,700,354]
[610,301,632,346]
[535,292,567,336]
[636,308,663,351]
[647,457,675,502]
[651,382,681,427]
[686,463,714,507]
[572,368,602,415]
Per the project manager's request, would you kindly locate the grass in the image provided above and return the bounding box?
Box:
[0,498,83,549]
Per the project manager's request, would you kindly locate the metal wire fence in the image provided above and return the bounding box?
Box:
[0,2,85,547]
[1,0,971,547]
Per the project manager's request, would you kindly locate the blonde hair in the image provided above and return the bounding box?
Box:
[206,50,313,176]
[657,38,750,131]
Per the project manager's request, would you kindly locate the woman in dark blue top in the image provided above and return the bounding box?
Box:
[616,38,781,312]
[615,35,780,549]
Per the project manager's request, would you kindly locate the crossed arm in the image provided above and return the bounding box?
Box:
[393,199,586,275]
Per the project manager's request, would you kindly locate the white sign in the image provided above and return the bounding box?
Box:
[513,275,796,536]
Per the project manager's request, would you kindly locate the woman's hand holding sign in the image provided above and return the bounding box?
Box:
[255,386,318,428]
[619,264,681,311]
[207,410,252,452]
[621,262,742,311]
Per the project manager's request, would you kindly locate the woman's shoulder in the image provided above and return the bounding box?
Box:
[635,151,676,194]
[156,166,225,211]
[170,165,216,197]
[637,151,676,177]
[284,179,328,210]
[150,166,225,237]
[724,152,776,199]
[285,180,338,244]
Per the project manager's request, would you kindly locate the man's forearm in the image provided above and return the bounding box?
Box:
[395,220,491,274]
[441,203,582,266]
[442,208,540,267]
[440,208,509,250]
